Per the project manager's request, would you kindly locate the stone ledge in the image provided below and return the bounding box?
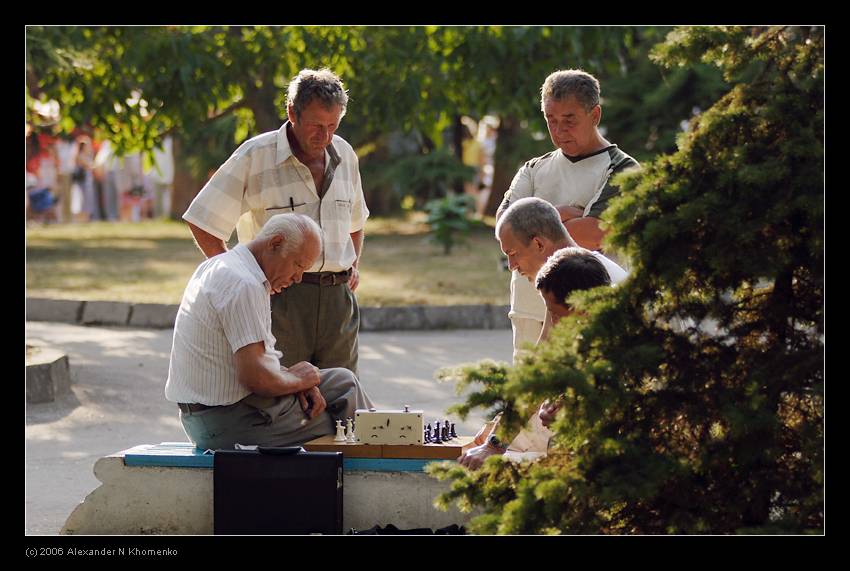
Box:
[27,297,512,331]
[26,298,84,324]
[128,303,179,329]
[81,301,132,326]
[61,451,472,535]
[361,304,511,331]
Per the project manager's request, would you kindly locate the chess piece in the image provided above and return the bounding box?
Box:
[432,421,442,444]
[441,425,449,441]
[450,423,457,439]
[346,418,357,443]
[443,420,451,440]
[424,424,432,443]
[334,419,347,442]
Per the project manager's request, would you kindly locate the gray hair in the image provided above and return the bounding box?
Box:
[286,68,349,120]
[496,197,571,246]
[255,213,323,258]
[540,69,601,112]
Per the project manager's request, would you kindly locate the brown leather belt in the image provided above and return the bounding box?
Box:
[300,269,351,287]
[178,402,217,414]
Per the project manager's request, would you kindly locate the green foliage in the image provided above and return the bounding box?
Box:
[423,193,478,255]
[364,148,477,208]
[433,26,823,534]
[27,26,731,217]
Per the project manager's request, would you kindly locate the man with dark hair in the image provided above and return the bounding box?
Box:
[535,246,612,337]
[183,68,368,378]
[496,69,639,361]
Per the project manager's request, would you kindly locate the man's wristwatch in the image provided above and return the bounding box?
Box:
[486,434,508,453]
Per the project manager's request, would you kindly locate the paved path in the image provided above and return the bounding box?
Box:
[25,321,513,535]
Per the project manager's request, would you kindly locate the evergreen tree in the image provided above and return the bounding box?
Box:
[429,26,823,534]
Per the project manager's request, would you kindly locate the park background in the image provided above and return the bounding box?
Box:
[26,26,729,306]
[25,26,824,536]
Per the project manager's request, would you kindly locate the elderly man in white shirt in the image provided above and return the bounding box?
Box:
[165,213,373,450]
[182,68,368,377]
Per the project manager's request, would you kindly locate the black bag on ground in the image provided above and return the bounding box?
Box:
[214,447,343,535]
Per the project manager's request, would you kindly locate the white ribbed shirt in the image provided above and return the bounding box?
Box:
[183,122,369,273]
[165,244,282,406]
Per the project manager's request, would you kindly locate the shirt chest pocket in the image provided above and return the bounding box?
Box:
[334,197,353,213]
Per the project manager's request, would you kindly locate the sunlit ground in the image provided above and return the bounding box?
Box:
[25,214,509,306]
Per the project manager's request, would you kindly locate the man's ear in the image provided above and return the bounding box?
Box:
[286,104,296,125]
[592,104,602,127]
[269,234,285,253]
[532,236,547,252]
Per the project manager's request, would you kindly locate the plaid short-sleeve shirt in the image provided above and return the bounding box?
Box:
[183,122,369,273]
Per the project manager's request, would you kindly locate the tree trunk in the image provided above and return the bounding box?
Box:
[452,114,465,194]
[170,136,204,220]
[244,80,283,134]
[483,116,522,216]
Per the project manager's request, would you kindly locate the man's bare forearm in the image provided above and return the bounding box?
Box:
[187,221,227,258]
[555,204,585,222]
[564,217,605,251]
[350,229,364,267]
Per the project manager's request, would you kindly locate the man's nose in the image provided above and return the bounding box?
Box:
[507,257,518,271]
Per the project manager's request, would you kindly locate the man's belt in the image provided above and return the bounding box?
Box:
[178,402,217,414]
[300,269,352,287]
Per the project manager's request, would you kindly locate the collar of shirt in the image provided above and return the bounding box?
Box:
[231,243,272,294]
[275,121,342,172]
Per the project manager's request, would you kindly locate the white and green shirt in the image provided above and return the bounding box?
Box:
[500,145,639,320]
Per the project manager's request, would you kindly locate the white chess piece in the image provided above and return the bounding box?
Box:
[346,417,356,443]
[333,419,346,443]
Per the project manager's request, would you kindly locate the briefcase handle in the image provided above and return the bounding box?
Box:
[257,446,304,456]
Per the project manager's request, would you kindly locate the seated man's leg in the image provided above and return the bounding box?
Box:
[316,366,374,420]
[179,368,374,450]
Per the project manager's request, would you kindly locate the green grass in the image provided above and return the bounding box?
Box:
[25,214,510,306]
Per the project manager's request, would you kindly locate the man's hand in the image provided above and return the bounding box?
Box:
[538,399,562,428]
[348,266,360,292]
[298,385,326,419]
[458,442,503,470]
[286,361,321,392]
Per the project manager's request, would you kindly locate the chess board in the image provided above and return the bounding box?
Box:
[303,434,476,460]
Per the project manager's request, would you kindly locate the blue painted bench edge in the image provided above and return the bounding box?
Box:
[122,443,447,472]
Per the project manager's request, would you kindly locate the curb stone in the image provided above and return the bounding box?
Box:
[26,297,512,331]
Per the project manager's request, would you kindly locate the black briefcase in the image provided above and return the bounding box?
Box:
[213,447,343,535]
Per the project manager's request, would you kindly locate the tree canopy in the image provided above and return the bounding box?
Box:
[26,26,728,215]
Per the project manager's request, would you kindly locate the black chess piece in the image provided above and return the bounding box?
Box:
[443,420,451,440]
[432,421,443,444]
[424,424,432,443]
[450,423,457,439]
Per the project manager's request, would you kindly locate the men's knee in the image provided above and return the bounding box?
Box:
[321,366,359,389]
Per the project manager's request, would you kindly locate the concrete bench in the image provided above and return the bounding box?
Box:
[61,443,472,535]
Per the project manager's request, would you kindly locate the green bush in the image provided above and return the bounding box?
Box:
[424,193,477,255]
[429,26,823,535]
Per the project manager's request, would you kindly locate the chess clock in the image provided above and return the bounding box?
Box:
[354,406,424,445]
